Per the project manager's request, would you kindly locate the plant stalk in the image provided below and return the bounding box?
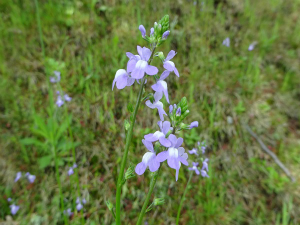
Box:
[176,171,193,225]
[115,47,156,224]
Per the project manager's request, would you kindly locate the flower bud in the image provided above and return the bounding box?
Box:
[176,107,181,116]
[124,119,130,131]
[162,30,170,39]
[106,200,113,211]
[157,52,165,61]
[169,105,173,114]
[154,198,165,206]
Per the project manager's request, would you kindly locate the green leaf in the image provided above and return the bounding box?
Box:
[38,155,53,169]
[20,138,45,148]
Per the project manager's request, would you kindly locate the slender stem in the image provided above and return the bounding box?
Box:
[136,168,160,225]
[53,146,68,224]
[34,0,45,58]
[176,171,193,225]
[115,47,156,224]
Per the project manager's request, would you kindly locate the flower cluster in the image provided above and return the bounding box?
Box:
[67,163,77,176]
[49,71,72,107]
[188,141,210,178]
[14,171,36,183]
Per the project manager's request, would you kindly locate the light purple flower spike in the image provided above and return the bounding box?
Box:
[139,25,146,38]
[56,95,64,107]
[25,172,36,183]
[156,134,189,181]
[248,41,257,51]
[144,121,172,147]
[145,92,167,121]
[222,37,230,47]
[188,148,198,155]
[163,50,179,77]
[135,140,160,175]
[151,80,169,103]
[10,204,20,215]
[162,30,170,39]
[188,162,200,175]
[112,69,135,90]
[14,172,22,182]
[50,71,61,83]
[128,46,158,79]
[189,121,198,129]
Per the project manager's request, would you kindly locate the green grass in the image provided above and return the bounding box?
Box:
[0,0,300,224]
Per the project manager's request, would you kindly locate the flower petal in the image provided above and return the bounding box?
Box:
[144,131,164,142]
[139,25,146,37]
[156,151,168,162]
[135,162,146,175]
[145,65,158,75]
[167,157,179,170]
[179,156,189,166]
[142,47,152,61]
[158,137,171,147]
[148,157,160,172]
[166,50,176,61]
[151,80,169,103]
[162,121,171,135]
[137,46,143,57]
[142,139,154,152]
[154,91,163,102]
[175,137,183,148]
[131,60,147,79]
[159,70,171,80]
[168,134,177,147]
[163,61,175,72]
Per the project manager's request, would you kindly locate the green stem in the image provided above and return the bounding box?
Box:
[136,168,160,225]
[176,171,193,225]
[115,47,156,224]
[34,0,45,59]
[53,146,68,224]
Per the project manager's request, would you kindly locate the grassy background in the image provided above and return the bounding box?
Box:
[0,0,300,224]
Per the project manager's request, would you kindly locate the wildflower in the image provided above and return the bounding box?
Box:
[169,105,173,114]
[144,121,172,147]
[14,172,22,182]
[64,208,73,216]
[76,203,83,211]
[10,204,20,215]
[201,158,209,178]
[135,140,160,175]
[248,41,257,51]
[201,169,209,178]
[188,148,198,155]
[50,71,61,83]
[222,37,230,47]
[145,91,167,121]
[188,162,200,175]
[156,134,189,181]
[56,96,64,107]
[189,121,198,129]
[68,167,74,176]
[82,198,87,205]
[163,50,179,77]
[176,107,181,116]
[151,80,169,103]
[127,46,159,79]
[139,25,146,38]
[112,69,135,90]
[64,94,72,102]
[150,27,154,36]
[7,198,12,202]
[25,172,36,183]
[162,30,170,39]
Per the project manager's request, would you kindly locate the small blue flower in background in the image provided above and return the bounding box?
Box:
[14,172,22,182]
[222,37,230,47]
[189,121,198,129]
[156,134,189,181]
[162,30,170,39]
[10,204,20,215]
[7,198,12,202]
[201,158,209,178]
[163,50,179,77]
[64,208,73,216]
[144,121,172,147]
[248,41,257,51]
[56,95,64,107]
[188,162,200,175]
[135,140,160,175]
[145,92,167,121]
[188,148,198,156]
[50,71,61,83]
[25,172,36,183]
[64,94,72,102]
[76,197,86,211]
[68,163,77,176]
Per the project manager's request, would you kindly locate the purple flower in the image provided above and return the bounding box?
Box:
[156,134,189,181]
[10,204,20,215]
[7,198,12,202]
[222,37,230,47]
[56,95,64,107]
[25,172,36,183]
[201,146,206,154]
[163,50,179,77]
[50,71,61,83]
[176,107,181,116]
[135,140,160,175]
[151,80,169,103]
[188,162,200,175]
[201,169,209,178]
[76,203,83,211]
[202,158,209,172]
[145,92,167,121]
[189,121,198,129]
[64,208,73,216]
[162,30,170,39]
[248,41,257,51]
[150,27,154,36]
[14,172,22,182]
[64,94,72,102]
[188,148,198,155]
[68,167,74,176]
[82,198,87,205]
[169,105,173,114]
[139,25,146,37]
[127,46,158,79]
[144,121,172,147]
[72,163,77,168]
[112,69,135,90]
